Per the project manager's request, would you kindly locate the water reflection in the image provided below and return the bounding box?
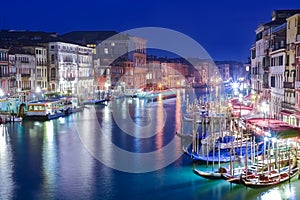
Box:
[41,121,57,198]
[1,90,300,199]
[0,125,14,199]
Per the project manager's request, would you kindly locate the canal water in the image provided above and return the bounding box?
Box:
[0,89,299,200]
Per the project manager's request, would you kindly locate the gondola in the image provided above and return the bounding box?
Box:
[240,167,299,188]
[193,168,227,180]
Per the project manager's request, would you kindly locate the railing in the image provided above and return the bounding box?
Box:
[263,66,269,71]
[281,101,295,110]
[262,83,269,88]
[0,73,10,77]
[64,77,75,81]
[50,76,57,81]
[283,82,295,89]
[271,23,286,33]
[21,74,31,77]
[272,43,286,51]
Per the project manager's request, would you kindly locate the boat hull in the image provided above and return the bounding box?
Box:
[240,167,299,188]
[193,169,223,180]
[24,112,64,121]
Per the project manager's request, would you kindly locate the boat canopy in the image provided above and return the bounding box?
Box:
[243,117,300,139]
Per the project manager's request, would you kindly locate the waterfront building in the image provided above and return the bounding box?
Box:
[285,13,300,126]
[22,46,48,91]
[216,63,230,82]
[77,46,94,100]
[161,61,188,88]
[60,31,118,94]
[269,23,286,120]
[96,33,147,90]
[48,42,94,99]
[0,48,9,95]
[250,10,300,116]
[48,42,78,94]
[296,19,300,125]
[193,60,210,86]
[8,47,36,102]
[93,58,111,93]
[146,58,162,87]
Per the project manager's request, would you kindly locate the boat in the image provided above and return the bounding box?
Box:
[24,99,65,121]
[81,98,108,105]
[240,166,299,188]
[124,89,138,98]
[175,131,193,139]
[65,96,83,113]
[221,164,263,184]
[183,112,209,123]
[184,133,265,163]
[193,167,227,180]
[5,116,23,122]
[183,147,236,163]
[138,89,177,101]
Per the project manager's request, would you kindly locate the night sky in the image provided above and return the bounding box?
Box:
[1,0,300,62]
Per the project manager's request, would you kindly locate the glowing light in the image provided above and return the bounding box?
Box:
[36,86,41,93]
[0,89,4,97]
[232,82,239,89]
[264,131,271,137]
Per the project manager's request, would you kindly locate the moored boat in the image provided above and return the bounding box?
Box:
[193,168,226,180]
[240,166,299,188]
[24,99,65,121]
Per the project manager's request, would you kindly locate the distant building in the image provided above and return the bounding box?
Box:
[96,33,147,90]
[0,48,9,95]
[48,42,94,99]
[60,31,118,55]
[161,62,188,88]
[8,47,36,102]
[22,46,48,91]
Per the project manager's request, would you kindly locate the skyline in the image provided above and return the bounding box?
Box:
[1,0,300,62]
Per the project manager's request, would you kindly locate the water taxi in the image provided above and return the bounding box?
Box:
[24,99,65,121]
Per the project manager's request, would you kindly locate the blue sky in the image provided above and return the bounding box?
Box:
[1,0,300,62]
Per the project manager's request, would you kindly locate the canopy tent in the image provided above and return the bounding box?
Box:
[243,117,300,139]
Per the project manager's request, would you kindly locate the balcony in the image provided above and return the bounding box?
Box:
[271,23,286,34]
[272,42,286,51]
[50,76,57,81]
[281,101,295,110]
[0,73,10,77]
[21,74,31,77]
[283,81,295,89]
[262,83,269,88]
[36,76,43,80]
[64,77,75,81]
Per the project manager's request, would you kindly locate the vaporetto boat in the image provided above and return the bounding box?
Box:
[24,99,65,121]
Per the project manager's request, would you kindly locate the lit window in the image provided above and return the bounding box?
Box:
[104,48,109,54]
